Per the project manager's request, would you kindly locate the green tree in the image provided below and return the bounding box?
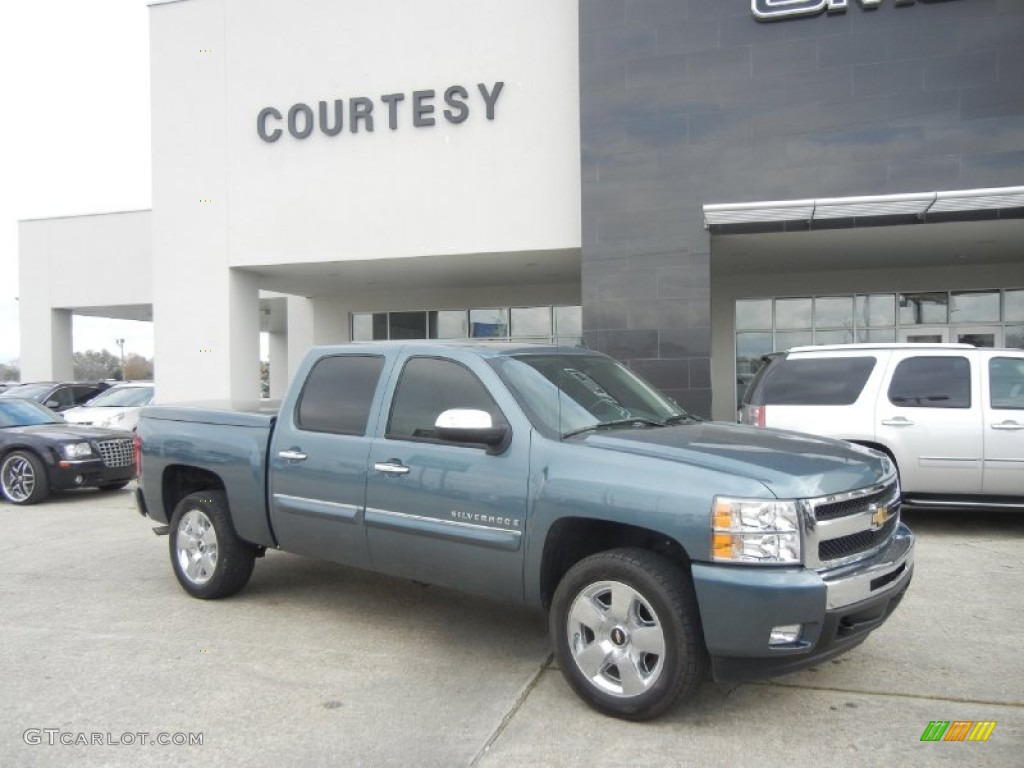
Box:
[73,349,123,381]
[0,360,20,382]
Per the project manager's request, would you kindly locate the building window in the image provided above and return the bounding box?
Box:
[351,305,581,345]
[734,288,1024,407]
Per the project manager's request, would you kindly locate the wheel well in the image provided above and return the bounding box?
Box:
[539,518,692,610]
[160,465,225,520]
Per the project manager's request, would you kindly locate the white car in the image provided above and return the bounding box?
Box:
[62,382,154,432]
[739,344,1024,509]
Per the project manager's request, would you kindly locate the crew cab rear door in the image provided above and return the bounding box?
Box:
[981,352,1024,495]
[268,353,388,568]
[364,354,530,602]
[875,351,983,495]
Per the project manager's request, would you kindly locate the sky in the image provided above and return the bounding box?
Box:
[0,1,153,366]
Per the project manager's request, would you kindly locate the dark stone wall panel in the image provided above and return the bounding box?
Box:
[579,0,1024,418]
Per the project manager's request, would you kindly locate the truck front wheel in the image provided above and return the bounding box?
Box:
[550,548,707,720]
[169,491,256,599]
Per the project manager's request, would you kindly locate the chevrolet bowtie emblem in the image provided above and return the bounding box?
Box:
[870,504,890,530]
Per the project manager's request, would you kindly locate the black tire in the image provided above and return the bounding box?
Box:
[0,450,51,505]
[98,481,130,491]
[168,491,256,599]
[550,548,707,721]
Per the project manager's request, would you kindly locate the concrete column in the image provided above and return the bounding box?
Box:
[311,297,349,344]
[268,331,288,398]
[286,297,315,378]
[18,306,73,382]
[228,269,261,401]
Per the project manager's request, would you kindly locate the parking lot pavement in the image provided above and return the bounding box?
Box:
[1,492,1022,767]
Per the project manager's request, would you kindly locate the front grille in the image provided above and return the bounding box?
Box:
[818,515,898,561]
[96,439,133,468]
[815,485,895,522]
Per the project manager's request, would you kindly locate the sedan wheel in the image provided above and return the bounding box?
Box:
[1,451,50,505]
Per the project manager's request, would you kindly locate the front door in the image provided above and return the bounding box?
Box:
[982,354,1024,496]
[364,356,529,602]
[876,353,983,495]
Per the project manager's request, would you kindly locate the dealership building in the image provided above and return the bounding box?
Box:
[19,0,1024,420]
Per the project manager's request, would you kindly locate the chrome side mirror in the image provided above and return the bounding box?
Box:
[434,409,511,452]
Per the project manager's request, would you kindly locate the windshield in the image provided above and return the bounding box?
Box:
[0,399,64,427]
[0,384,52,401]
[491,353,691,438]
[85,386,154,407]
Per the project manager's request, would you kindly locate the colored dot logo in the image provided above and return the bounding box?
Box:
[199,49,213,53]
[199,348,213,353]
[199,199,213,203]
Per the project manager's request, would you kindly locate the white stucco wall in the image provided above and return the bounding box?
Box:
[18,211,152,380]
[150,0,581,401]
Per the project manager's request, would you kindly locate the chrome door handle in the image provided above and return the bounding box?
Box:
[278,449,307,461]
[990,421,1024,431]
[881,417,914,427]
[374,461,410,475]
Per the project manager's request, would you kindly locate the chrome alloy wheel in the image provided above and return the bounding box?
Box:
[175,509,219,586]
[566,580,667,698]
[2,454,36,503]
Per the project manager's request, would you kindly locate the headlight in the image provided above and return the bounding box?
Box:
[62,442,94,460]
[712,497,802,564]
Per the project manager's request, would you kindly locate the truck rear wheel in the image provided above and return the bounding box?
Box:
[169,491,256,599]
[550,548,707,720]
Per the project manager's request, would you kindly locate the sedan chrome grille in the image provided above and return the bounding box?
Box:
[96,439,133,468]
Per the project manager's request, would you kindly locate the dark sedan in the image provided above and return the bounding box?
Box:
[0,399,136,505]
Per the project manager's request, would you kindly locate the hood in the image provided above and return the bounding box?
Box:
[63,406,138,424]
[574,422,891,499]
[6,424,133,442]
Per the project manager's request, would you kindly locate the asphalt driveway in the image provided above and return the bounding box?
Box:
[1,489,1020,767]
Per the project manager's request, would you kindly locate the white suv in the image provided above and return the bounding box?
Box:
[739,344,1024,509]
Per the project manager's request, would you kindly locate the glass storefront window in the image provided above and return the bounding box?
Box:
[554,305,582,337]
[899,293,948,325]
[736,299,772,330]
[857,328,896,343]
[775,298,812,329]
[470,308,509,338]
[429,311,468,339]
[1006,325,1024,350]
[951,291,999,323]
[511,307,552,338]
[352,312,388,341]
[388,311,427,340]
[1005,290,1024,322]
[814,296,853,329]
[776,330,813,350]
[815,329,854,345]
[856,294,895,328]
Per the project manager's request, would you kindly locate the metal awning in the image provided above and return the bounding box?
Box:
[703,185,1024,228]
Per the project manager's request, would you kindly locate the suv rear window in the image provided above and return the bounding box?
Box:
[888,356,970,409]
[748,356,876,405]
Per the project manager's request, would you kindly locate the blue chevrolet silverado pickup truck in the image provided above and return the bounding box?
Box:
[135,342,914,720]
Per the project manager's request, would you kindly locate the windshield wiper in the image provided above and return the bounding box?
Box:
[562,418,665,439]
[662,413,701,425]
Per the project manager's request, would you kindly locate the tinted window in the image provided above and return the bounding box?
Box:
[296,355,384,434]
[752,357,876,406]
[888,356,970,409]
[387,358,504,442]
[990,357,1024,410]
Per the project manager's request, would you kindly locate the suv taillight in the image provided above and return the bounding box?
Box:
[739,404,765,427]
[133,432,142,477]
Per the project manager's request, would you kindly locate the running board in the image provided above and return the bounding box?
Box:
[152,525,170,536]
